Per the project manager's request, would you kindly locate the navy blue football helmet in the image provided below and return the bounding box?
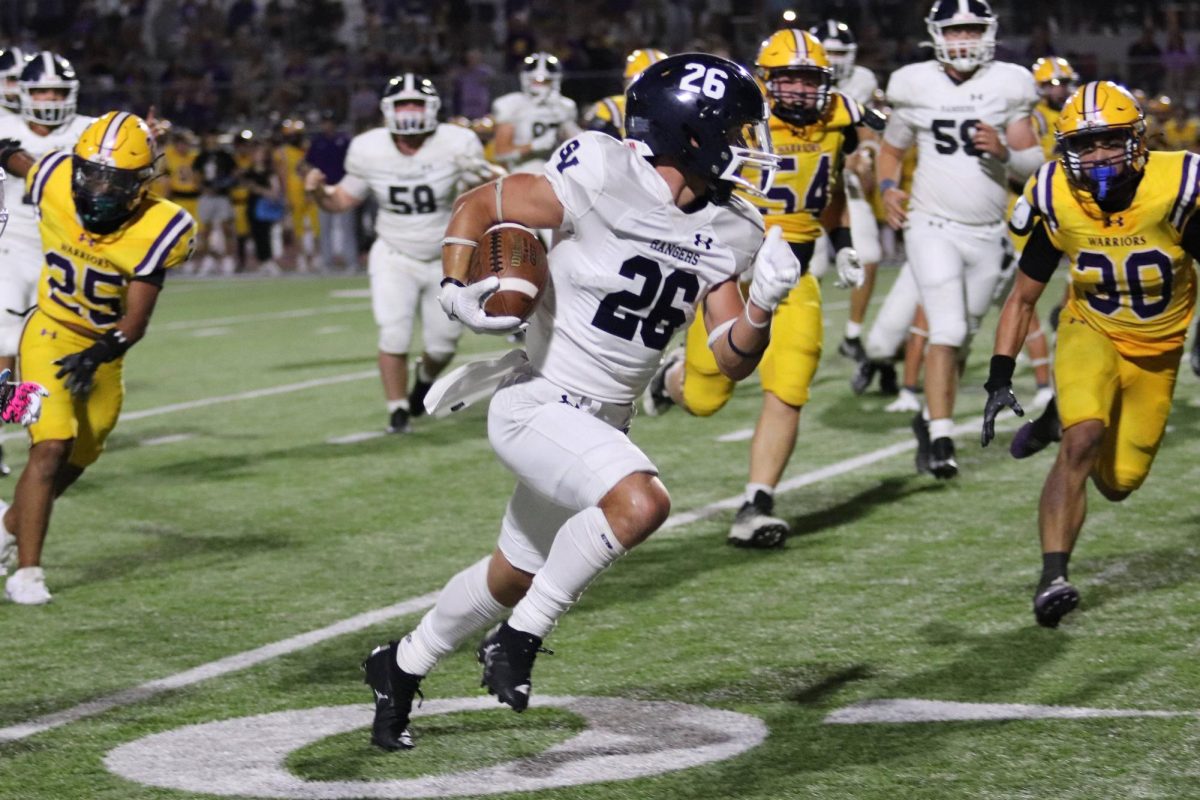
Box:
[0,48,28,112]
[926,0,997,73]
[809,20,857,81]
[19,51,78,126]
[625,53,777,204]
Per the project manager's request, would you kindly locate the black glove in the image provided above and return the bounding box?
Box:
[54,330,128,397]
[0,137,23,172]
[981,355,1024,447]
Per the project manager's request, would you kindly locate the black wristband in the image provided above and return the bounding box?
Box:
[439,277,465,289]
[984,354,1016,391]
[93,329,131,363]
[727,324,767,359]
[829,227,853,252]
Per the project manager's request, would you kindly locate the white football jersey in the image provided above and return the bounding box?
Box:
[0,113,95,278]
[838,65,878,107]
[530,132,765,404]
[492,91,579,174]
[884,60,1036,225]
[340,124,485,262]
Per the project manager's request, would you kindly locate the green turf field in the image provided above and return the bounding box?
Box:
[3,271,1200,800]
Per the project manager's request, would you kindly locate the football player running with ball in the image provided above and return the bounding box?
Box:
[362,54,800,750]
[643,30,868,548]
[877,0,1041,479]
[305,74,497,434]
[982,82,1199,628]
[0,112,196,604]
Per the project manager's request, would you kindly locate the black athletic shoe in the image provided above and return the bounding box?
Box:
[929,437,958,480]
[643,348,682,416]
[838,336,866,362]
[878,363,899,396]
[1033,578,1080,628]
[408,381,433,419]
[387,407,412,434]
[477,621,552,713]
[727,489,789,548]
[1010,399,1062,460]
[362,641,423,750]
[912,412,932,474]
[851,359,877,395]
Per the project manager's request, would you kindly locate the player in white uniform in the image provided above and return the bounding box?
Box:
[304,74,497,434]
[0,48,28,119]
[0,52,92,474]
[809,19,885,364]
[876,0,1040,478]
[491,52,579,175]
[360,54,800,751]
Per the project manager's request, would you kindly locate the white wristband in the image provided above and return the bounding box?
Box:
[743,302,772,329]
[442,237,478,248]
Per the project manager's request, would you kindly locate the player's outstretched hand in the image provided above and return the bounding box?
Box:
[55,349,104,398]
[0,369,48,428]
[834,247,865,289]
[981,382,1024,447]
[303,167,326,193]
[438,276,525,334]
[747,227,800,312]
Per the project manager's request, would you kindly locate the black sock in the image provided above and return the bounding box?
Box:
[1031,397,1060,440]
[1040,551,1070,589]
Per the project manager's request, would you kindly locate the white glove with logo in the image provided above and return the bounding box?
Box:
[834,247,865,289]
[438,277,524,334]
[747,227,801,312]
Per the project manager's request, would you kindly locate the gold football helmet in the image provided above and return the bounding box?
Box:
[1031,57,1079,110]
[755,29,833,126]
[623,48,667,89]
[1056,81,1147,201]
[72,111,157,232]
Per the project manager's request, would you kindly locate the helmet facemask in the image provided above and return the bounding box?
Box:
[928,21,996,73]
[520,54,562,103]
[1059,125,1146,203]
[72,157,152,233]
[825,44,857,82]
[380,75,440,136]
[763,65,832,128]
[716,117,778,200]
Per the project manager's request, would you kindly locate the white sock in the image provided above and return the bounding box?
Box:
[745,482,774,504]
[844,321,862,339]
[929,417,954,440]
[387,399,410,414]
[507,507,626,639]
[396,557,504,676]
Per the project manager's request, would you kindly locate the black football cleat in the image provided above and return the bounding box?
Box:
[1033,578,1080,628]
[643,348,682,417]
[727,490,789,548]
[850,359,877,395]
[878,363,899,396]
[1011,399,1062,460]
[362,641,423,750]
[387,406,412,434]
[838,336,866,362]
[912,412,932,474]
[477,621,552,713]
[408,381,433,419]
[929,437,958,480]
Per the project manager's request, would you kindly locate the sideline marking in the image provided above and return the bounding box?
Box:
[716,428,754,443]
[326,431,386,445]
[159,303,371,332]
[824,698,1197,725]
[191,327,231,338]
[329,289,372,299]
[139,434,195,447]
[105,696,767,799]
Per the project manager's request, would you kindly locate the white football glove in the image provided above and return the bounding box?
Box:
[438,276,525,334]
[834,247,865,289]
[747,226,801,312]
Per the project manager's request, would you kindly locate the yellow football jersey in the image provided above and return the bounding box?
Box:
[163,145,200,196]
[26,150,196,335]
[584,94,626,137]
[746,91,860,243]
[1021,151,1199,356]
[1031,100,1061,159]
[1164,117,1200,151]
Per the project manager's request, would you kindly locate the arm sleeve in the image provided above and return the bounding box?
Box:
[1017,219,1063,283]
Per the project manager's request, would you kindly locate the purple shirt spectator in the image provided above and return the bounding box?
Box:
[306,122,352,184]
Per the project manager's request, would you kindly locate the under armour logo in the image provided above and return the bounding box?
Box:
[78,232,96,247]
[694,233,713,250]
[1103,215,1124,227]
[559,394,579,408]
[970,93,984,101]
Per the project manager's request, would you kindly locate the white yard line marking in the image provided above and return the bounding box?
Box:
[326,431,386,445]
[139,434,195,447]
[716,428,754,442]
[190,327,230,338]
[329,289,372,299]
[824,698,1198,724]
[159,303,370,332]
[314,325,347,335]
[0,415,1001,742]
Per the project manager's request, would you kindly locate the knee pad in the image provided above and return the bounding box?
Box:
[377,324,412,355]
[927,316,968,348]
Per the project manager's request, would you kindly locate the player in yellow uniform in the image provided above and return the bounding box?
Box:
[275,118,318,271]
[1030,57,1078,158]
[645,30,866,547]
[230,129,255,271]
[161,128,200,226]
[582,48,666,138]
[0,112,195,604]
[982,82,1198,627]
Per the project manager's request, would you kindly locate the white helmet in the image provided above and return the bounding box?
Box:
[520,52,562,102]
[925,0,997,74]
[380,73,440,136]
[19,51,79,127]
[0,48,28,112]
[809,20,857,82]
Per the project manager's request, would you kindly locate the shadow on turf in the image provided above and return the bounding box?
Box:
[270,355,376,371]
[781,477,945,538]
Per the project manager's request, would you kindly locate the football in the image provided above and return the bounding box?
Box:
[467,223,550,321]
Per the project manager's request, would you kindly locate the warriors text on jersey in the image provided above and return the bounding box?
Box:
[1018,151,1199,356]
[26,151,196,335]
[751,91,860,243]
[885,60,1037,224]
[340,124,485,262]
[491,90,578,172]
[532,132,765,404]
